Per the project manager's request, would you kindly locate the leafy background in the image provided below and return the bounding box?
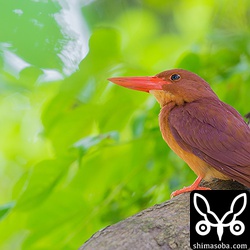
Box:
[0,0,250,249]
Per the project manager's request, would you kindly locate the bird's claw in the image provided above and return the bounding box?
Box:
[171,186,211,198]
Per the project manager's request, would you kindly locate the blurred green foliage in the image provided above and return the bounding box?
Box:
[0,0,250,249]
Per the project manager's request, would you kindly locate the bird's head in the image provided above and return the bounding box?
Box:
[109,69,217,107]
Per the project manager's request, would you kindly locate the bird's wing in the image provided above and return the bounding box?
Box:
[168,99,250,187]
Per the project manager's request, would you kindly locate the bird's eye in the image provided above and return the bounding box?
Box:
[170,74,181,81]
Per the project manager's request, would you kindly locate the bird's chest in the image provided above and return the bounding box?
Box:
[159,104,190,159]
[159,104,212,178]
[159,110,189,160]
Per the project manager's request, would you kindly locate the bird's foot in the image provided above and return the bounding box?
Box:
[171,186,211,198]
[171,176,211,198]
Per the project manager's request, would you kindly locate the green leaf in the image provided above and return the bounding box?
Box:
[15,159,71,210]
[1,1,250,249]
[176,52,201,74]
[72,131,119,159]
[0,202,15,221]
[0,0,65,70]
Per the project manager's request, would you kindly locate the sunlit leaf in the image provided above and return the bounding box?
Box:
[73,131,119,155]
[1,1,250,249]
[0,202,15,221]
[15,159,72,210]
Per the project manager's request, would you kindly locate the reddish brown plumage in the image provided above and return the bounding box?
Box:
[109,69,250,195]
[245,112,250,125]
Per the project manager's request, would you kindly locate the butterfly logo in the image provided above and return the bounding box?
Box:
[193,193,247,241]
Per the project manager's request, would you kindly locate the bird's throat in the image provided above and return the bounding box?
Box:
[149,90,184,107]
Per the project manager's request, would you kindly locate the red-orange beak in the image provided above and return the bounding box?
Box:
[108,76,167,93]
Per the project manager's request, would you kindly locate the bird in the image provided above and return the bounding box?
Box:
[108,69,250,197]
[245,112,250,126]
